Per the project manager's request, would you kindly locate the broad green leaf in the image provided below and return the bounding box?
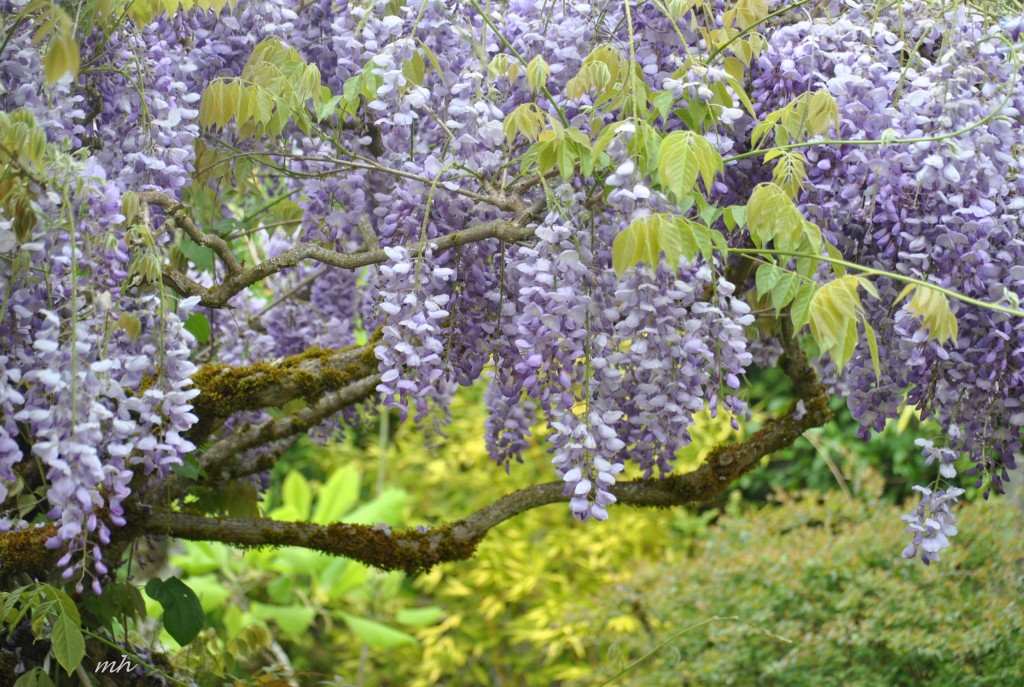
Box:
[185,575,232,613]
[807,90,840,136]
[282,470,312,520]
[833,315,859,370]
[250,602,316,640]
[312,465,361,523]
[723,204,746,231]
[339,612,418,649]
[199,80,226,129]
[173,541,229,576]
[755,263,782,298]
[343,488,407,526]
[13,668,55,687]
[771,271,801,314]
[790,282,817,331]
[613,215,663,275]
[43,28,79,84]
[807,275,878,369]
[825,242,846,277]
[267,574,293,604]
[652,89,675,121]
[566,61,611,99]
[51,613,84,675]
[45,586,80,624]
[503,103,544,143]
[863,319,882,381]
[184,313,210,344]
[326,560,369,600]
[808,275,863,348]
[658,131,721,202]
[402,51,425,87]
[145,577,205,646]
[395,606,445,627]
[592,120,626,161]
[612,215,707,275]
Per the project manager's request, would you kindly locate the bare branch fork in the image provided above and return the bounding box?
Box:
[140,188,543,309]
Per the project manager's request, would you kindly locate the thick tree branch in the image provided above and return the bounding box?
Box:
[186,341,380,444]
[138,371,829,576]
[146,328,830,575]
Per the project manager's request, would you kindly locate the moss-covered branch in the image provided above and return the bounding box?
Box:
[186,340,380,445]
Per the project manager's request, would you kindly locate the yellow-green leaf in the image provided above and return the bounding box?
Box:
[735,0,768,29]
[897,284,959,344]
[746,182,803,248]
[43,28,79,83]
[526,55,550,94]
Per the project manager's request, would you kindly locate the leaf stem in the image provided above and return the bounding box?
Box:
[730,248,1024,318]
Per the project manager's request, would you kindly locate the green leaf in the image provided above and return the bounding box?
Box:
[50,613,84,675]
[770,272,801,314]
[395,606,445,628]
[282,470,312,520]
[43,26,79,84]
[185,575,232,613]
[824,242,846,277]
[612,215,703,275]
[250,602,316,640]
[184,313,210,344]
[311,465,360,524]
[808,275,863,348]
[402,50,425,87]
[343,488,407,526]
[807,90,840,137]
[325,560,369,601]
[172,454,204,480]
[657,130,721,202]
[863,319,882,381]
[765,149,807,199]
[755,263,781,298]
[613,215,661,275]
[790,283,817,331]
[145,577,205,646]
[723,204,746,231]
[14,668,55,687]
[339,612,419,649]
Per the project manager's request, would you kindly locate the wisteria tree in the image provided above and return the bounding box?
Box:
[1,0,1023,681]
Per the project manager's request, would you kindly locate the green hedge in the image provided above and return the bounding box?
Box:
[582,486,1024,687]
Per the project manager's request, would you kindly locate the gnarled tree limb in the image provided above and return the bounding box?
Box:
[144,327,830,576]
